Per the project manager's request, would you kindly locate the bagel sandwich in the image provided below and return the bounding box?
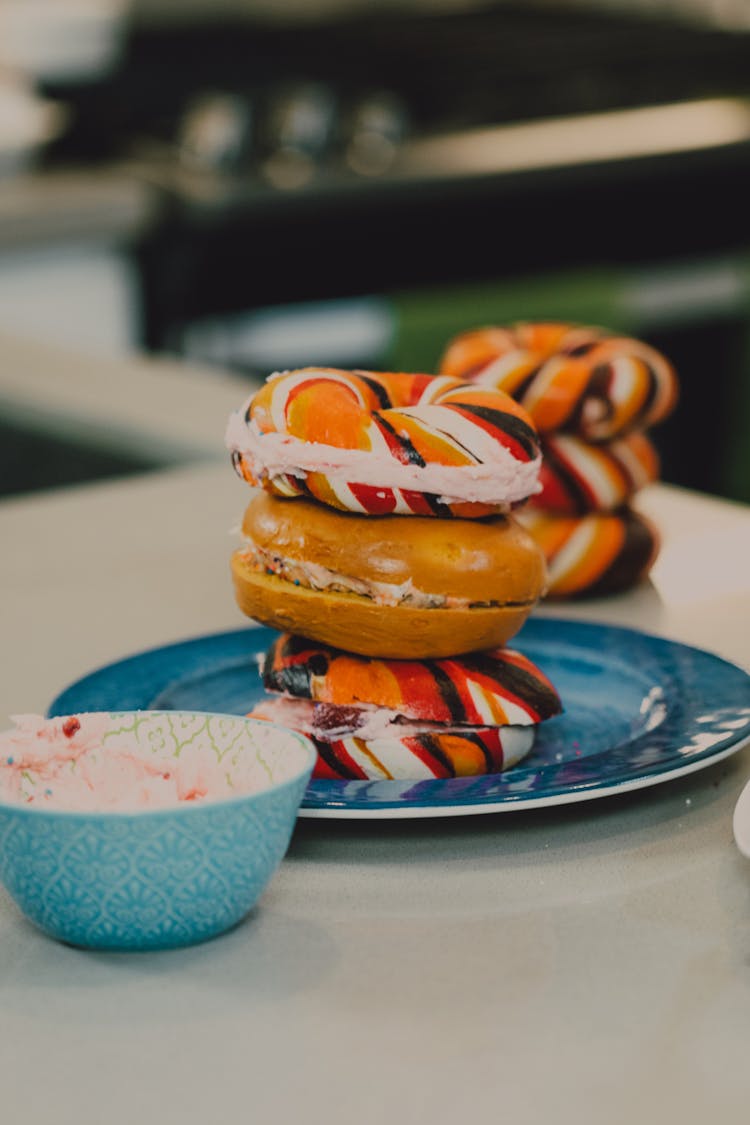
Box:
[249,633,562,780]
[232,491,548,659]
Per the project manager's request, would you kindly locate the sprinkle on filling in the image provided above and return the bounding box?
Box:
[240,542,511,609]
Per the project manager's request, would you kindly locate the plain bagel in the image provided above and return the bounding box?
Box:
[232,492,547,658]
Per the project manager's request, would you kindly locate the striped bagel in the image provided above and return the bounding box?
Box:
[250,633,562,780]
[536,431,660,514]
[262,633,562,727]
[226,367,541,517]
[439,323,678,442]
[517,507,659,598]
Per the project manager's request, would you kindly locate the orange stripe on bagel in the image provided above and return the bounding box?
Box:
[551,515,626,595]
[320,655,404,710]
[624,431,661,484]
[520,511,572,558]
[483,357,540,399]
[439,328,517,378]
[285,380,373,449]
[401,737,454,778]
[358,370,436,406]
[324,656,457,722]
[515,322,576,355]
[244,379,277,435]
[589,347,652,434]
[447,500,499,518]
[303,473,350,511]
[438,733,496,776]
[383,411,476,466]
[520,357,592,432]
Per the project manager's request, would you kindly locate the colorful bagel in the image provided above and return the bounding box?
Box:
[439,323,678,442]
[262,634,562,727]
[226,367,542,518]
[517,507,659,598]
[536,431,660,514]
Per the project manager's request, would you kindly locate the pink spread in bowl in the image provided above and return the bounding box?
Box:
[0,710,316,949]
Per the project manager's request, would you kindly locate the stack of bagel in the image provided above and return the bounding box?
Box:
[439,323,679,597]
[226,367,561,781]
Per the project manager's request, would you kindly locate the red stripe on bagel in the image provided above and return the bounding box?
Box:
[312,753,347,780]
[478,728,507,771]
[459,666,539,723]
[401,736,454,779]
[372,415,420,466]
[347,482,398,514]
[398,489,442,516]
[312,738,370,780]
[535,461,582,514]
[431,660,486,725]
[396,663,457,723]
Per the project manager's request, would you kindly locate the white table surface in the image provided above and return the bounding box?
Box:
[1,464,750,1125]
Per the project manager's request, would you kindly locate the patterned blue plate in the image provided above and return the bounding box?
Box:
[48,619,750,819]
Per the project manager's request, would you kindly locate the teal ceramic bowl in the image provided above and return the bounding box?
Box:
[0,711,315,950]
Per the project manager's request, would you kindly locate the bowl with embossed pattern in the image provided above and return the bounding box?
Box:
[0,710,315,950]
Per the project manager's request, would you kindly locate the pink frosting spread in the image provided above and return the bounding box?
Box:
[0,714,232,812]
[225,409,541,507]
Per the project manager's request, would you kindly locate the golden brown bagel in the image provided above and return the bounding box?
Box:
[231,492,546,658]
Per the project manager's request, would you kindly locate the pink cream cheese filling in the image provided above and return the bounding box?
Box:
[225,409,541,507]
[239,541,481,608]
[251,696,535,743]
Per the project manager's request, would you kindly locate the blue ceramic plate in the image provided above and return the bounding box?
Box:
[48,619,750,819]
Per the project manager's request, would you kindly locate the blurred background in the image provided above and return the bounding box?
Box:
[2,0,750,501]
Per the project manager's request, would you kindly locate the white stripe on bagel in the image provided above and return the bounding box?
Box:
[547,434,623,509]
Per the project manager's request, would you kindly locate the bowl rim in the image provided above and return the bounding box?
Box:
[0,710,316,821]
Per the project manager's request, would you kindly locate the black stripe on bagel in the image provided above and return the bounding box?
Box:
[560,337,600,357]
[511,365,543,402]
[412,733,457,774]
[458,652,563,720]
[263,635,329,695]
[413,730,496,774]
[447,403,540,460]
[375,413,427,466]
[424,661,469,722]
[355,372,395,409]
[312,737,352,779]
[581,509,657,598]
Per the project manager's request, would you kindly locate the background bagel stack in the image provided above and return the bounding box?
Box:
[226,366,562,780]
[439,323,680,598]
